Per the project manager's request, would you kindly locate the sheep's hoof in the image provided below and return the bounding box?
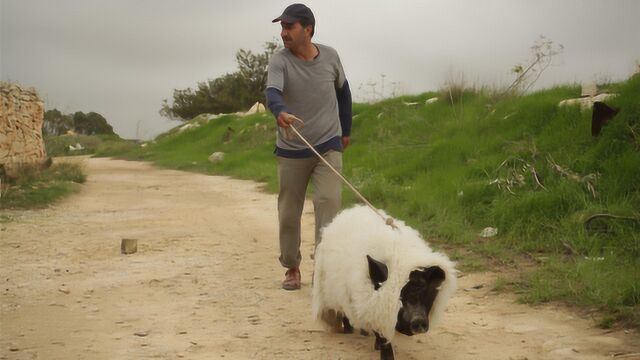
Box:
[374,332,394,359]
[380,347,395,360]
[376,342,394,359]
[374,332,384,350]
[342,317,354,334]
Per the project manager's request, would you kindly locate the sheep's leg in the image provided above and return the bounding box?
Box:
[374,332,394,360]
[342,316,354,334]
[373,332,385,350]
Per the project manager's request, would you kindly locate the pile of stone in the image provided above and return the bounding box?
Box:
[0,83,47,177]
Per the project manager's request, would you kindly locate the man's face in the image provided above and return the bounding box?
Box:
[280,21,309,49]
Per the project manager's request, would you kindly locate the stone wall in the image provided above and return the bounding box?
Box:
[0,83,47,177]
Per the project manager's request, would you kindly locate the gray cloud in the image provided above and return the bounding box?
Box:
[2,0,639,139]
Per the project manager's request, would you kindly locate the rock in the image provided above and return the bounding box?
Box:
[134,331,149,337]
[425,97,439,104]
[208,152,225,163]
[479,227,498,238]
[178,123,199,132]
[68,143,84,151]
[0,83,47,177]
[121,238,138,254]
[243,102,266,116]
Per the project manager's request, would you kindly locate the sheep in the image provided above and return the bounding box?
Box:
[312,205,457,360]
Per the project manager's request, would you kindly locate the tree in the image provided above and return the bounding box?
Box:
[72,111,114,135]
[160,40,282,121]
[43,109,73,135]
[235,40,279,105]
[43,109,115,136]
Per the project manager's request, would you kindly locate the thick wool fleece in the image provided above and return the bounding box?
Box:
[312,205,457,341]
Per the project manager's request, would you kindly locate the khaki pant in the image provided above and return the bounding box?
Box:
[277,151,342,269]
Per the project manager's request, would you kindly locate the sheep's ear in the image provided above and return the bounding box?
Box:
[420,266,446,287]
[367,255,388,290]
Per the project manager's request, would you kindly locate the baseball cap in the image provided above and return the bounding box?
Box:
[272,3,315,25]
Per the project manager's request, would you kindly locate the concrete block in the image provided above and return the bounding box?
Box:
[121,238,138,254]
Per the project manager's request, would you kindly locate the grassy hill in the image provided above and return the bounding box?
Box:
[0,162,86,209]
[97,74,640,328]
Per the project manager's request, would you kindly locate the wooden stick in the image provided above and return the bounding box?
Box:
[286,115,397,230]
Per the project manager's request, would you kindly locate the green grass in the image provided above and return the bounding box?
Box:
[0,162,87,209]
[94,113,281,192]
[45,133,131,157]
[508,255,640,328]
[99,74,640,328]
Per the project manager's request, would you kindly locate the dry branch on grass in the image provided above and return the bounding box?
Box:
[546,154,599,198]
[488,150,604,196]
[488,156,546,194]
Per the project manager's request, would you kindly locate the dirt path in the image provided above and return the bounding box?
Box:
[1,157,638,360]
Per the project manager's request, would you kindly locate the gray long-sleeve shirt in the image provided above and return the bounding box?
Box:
[266,43,351,157]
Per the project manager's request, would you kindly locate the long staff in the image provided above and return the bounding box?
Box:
[285,114,397,230]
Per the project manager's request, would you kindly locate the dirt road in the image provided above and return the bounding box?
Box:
[1,157,638,360]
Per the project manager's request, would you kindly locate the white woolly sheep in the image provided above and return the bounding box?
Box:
[312,205,457,359]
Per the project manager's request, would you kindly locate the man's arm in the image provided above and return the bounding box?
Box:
[336,80,353,148]
[265,87,293,128]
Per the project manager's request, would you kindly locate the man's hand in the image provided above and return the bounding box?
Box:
[277,112,293,128]
[342,136,350,149]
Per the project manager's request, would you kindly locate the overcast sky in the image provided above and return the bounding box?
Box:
[2,0,639,139]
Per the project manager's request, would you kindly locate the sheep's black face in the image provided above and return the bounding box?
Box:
[395,266,445,336]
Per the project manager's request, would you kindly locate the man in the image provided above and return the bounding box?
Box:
[265,3,352,290]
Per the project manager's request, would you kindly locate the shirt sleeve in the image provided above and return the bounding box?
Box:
[336,79,352,136]
[333,50,350,136]
[334,53,347,89]
[265,87,289,119]
[266,53,285,92]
